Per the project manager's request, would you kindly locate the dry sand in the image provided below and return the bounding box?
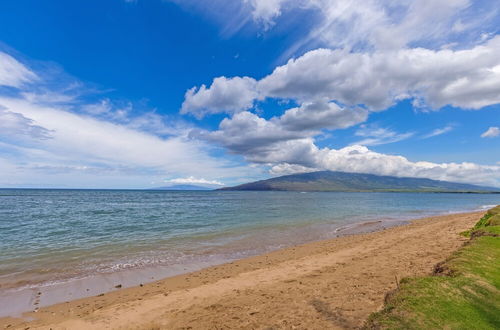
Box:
[0,211,482,329]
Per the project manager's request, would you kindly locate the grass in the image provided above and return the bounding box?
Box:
[461,206,500,237]
[364,205,500,330]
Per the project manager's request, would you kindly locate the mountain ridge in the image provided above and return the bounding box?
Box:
[218,171,499,193]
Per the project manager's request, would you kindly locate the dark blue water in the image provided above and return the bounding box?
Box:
[0,189,498,291]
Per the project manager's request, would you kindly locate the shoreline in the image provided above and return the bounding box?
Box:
[0,210,484,329]
[0,205,479,318]
[0,213,411,318]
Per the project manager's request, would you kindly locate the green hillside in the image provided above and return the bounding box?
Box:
[219,171,498,193]
[364,206,500,329]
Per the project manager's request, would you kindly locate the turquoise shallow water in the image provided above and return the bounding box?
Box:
[0,189,499,292]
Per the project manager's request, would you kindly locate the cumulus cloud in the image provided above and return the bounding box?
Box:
[261,37,500,110]
[0,52,37,88]
[195,111,305,159]
[181,76,258,118]
[183,36,500,118]
[194,100,367,162]
[481,126,500,138]
[279,100,368,131]
[165,176,224,186]
[194,108,500,186]
[203,127,500,186]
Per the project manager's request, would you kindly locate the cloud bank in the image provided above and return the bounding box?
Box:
[269,144,500,187]
[190,107,500,187]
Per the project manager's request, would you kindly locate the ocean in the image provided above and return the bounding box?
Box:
[0,189,498,315]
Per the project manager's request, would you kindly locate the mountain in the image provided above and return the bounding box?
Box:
[149,184,214,191]
[218,171,499,193]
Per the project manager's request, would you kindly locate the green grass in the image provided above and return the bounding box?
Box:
[461,208,500,237]
[364,205,500,330]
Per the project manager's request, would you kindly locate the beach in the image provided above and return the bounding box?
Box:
[0,210,483,329]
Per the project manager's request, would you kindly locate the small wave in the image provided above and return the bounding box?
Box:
[478,204,497,210]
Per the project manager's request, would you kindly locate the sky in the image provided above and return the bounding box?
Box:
[0,0,499,189]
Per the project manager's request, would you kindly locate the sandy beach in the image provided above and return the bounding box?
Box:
[0,211,483,329]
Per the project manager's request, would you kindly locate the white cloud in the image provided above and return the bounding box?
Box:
[168,0,254,38]
[165,176,224,186]
[422,125,455,139]
[195,100,367,162]
[0,50,263,188]
[183,36,500,117]
[0,52,37,88]
[195,109,500,186]
[82,98,114,115]
[81,99,187,136]
[2,8,499,188]
[285,0,476,52]
[269,163,318,176]
[481,126,500,138]
[0,97,254,188]
[20,91,76,105]
[124,111,187,136]
[181,76,258,118]
[195,111,306,160]
[279,100,368,131]
[0,106,53,141]
[352,125,414,146]
[261,37,500,110]
[314,144,500,187]
[269,144,500,187]
[246,0,285,28]
[176,0,498,57]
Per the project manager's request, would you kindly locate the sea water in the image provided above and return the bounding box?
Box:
[0,189,498,315]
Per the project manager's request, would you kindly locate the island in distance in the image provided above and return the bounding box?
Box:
[150,184,213,191]
[218,171,499,193]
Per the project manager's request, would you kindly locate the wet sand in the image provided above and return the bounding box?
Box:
[0,211,482,329]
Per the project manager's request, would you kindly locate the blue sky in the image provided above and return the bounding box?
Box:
[0,0,499,188]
